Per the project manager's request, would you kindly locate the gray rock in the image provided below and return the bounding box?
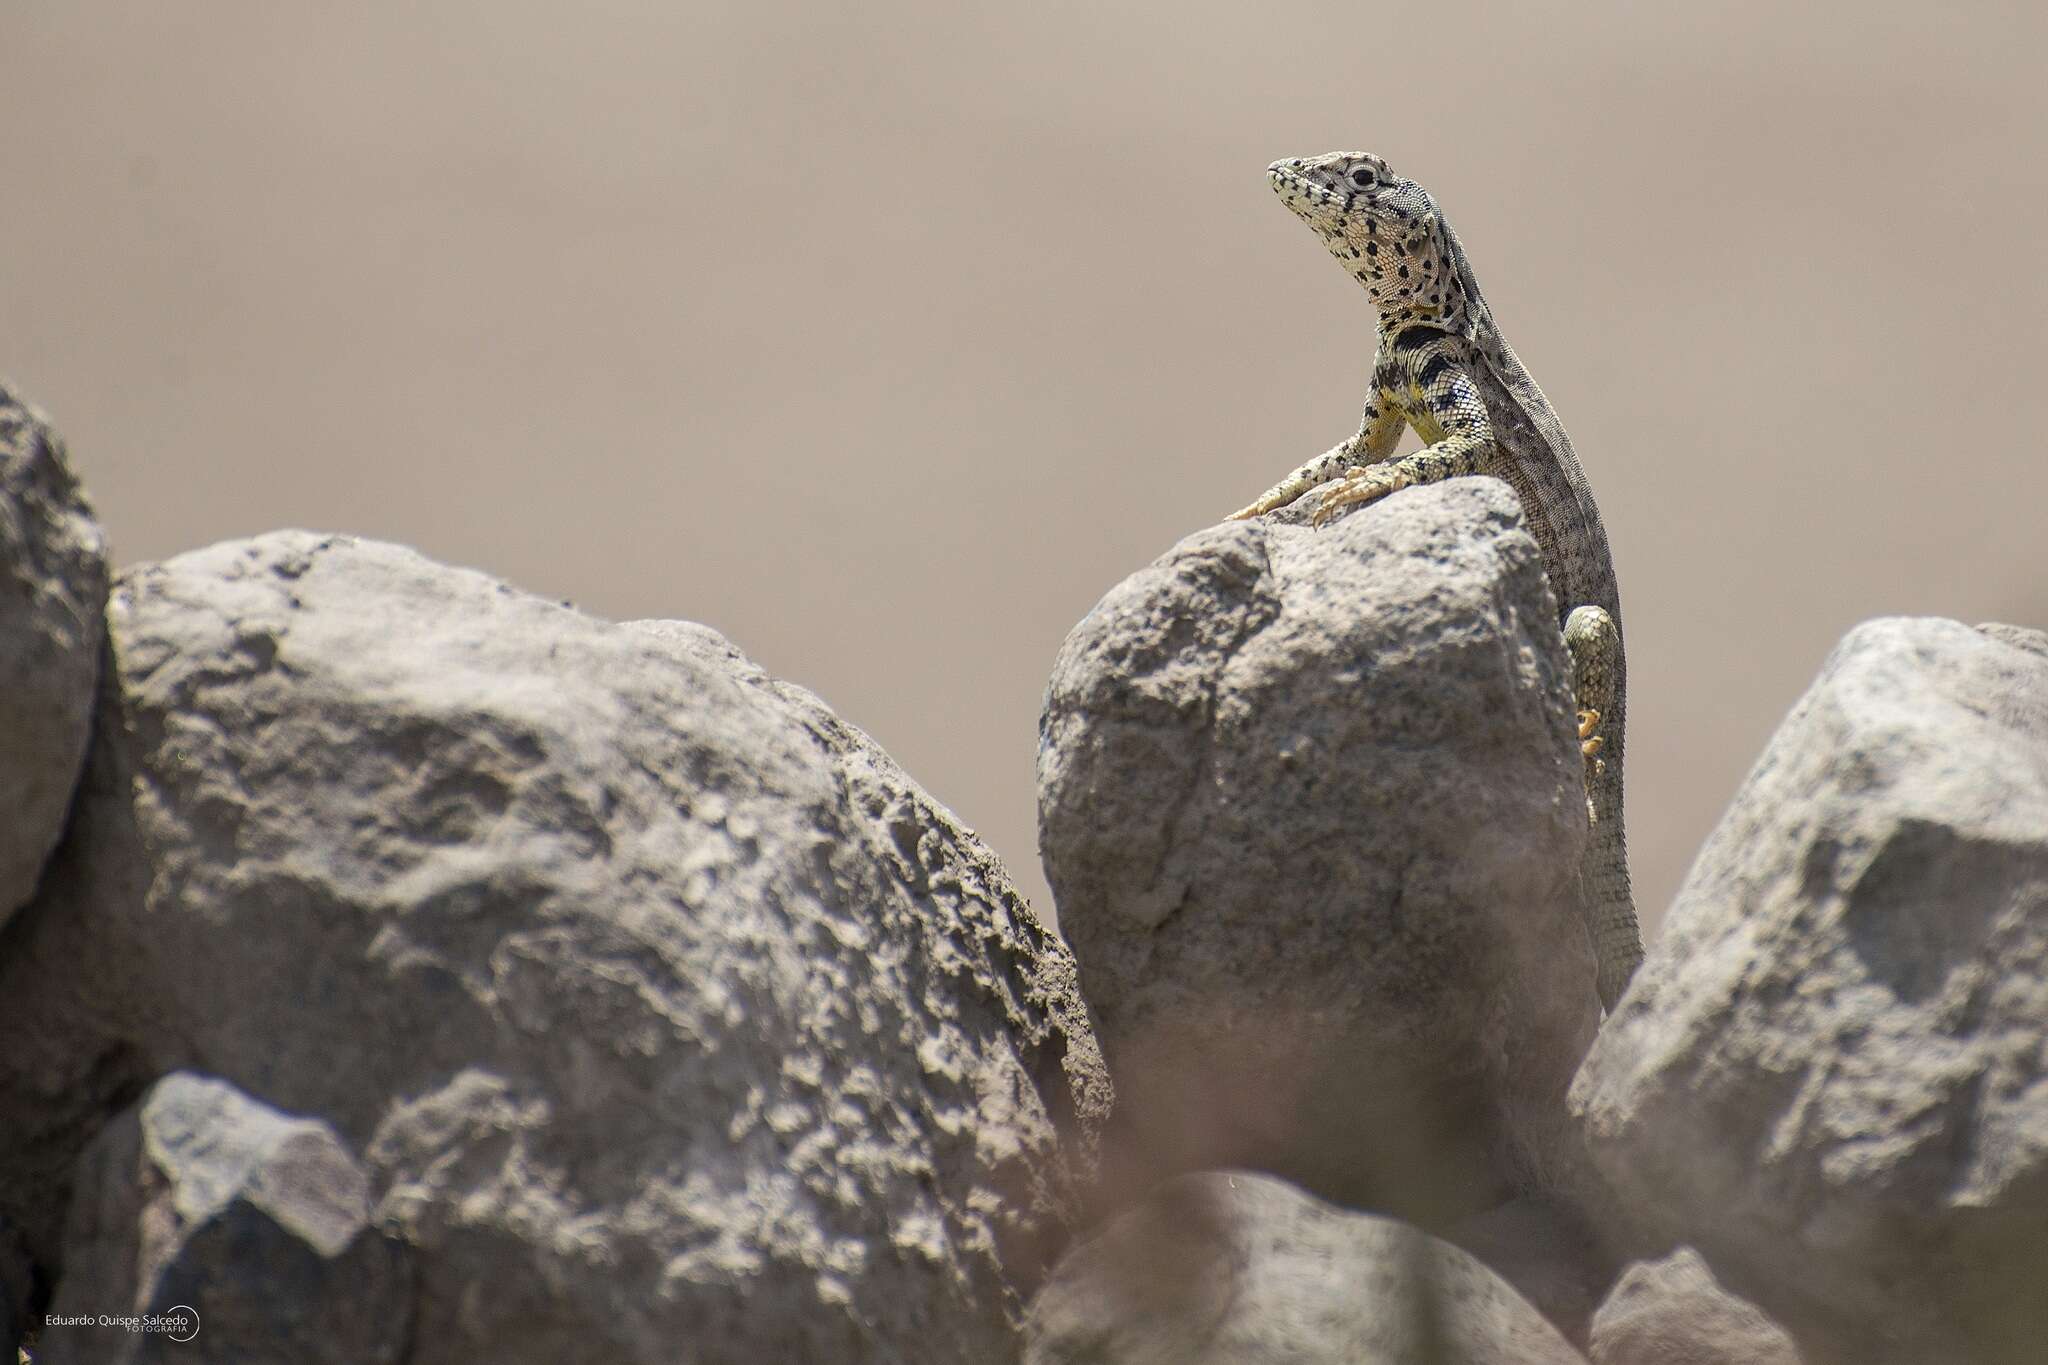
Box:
[0,384,108,925]
[1038,478,1598,1224]
[0,693,158,1277]
[1572,617,2048,1364]
[1588,1248,1801,1365]
[1024,1170,1588,1364]
[39,1072,411,1365]
[0,532,1109,1364]
[1445,1194,1616,1348]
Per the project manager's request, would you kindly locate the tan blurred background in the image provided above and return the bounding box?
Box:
[5,2,2044,944]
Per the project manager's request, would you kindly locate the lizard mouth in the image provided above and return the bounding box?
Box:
[1267,162,1341,206]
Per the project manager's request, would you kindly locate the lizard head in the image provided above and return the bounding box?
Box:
[1268,153,1469,326]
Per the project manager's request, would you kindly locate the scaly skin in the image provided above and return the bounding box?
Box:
[1228,151,1642,1011]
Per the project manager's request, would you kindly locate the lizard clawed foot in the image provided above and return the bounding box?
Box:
[1578,708,1606,781]
[1227,480,1321,520]
[1310,465,1407,528]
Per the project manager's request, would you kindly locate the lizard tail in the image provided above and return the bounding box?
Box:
[1587,824,1642,1012]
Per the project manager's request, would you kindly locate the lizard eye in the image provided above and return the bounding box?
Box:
[1347,167,1378,189]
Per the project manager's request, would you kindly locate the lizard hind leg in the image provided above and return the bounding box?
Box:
[1564,602,1641,1010]
[1563,605,1620,797]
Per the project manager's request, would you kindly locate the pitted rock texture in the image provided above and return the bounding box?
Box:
[1587,1248,1801,1365]
[1572,618,2048,1365]
[1038,478,1598,1223]
[42,1072,411,1365]
[0,532,1109,1364]
[1023,1170,1589,1365]
[0,384,108,926]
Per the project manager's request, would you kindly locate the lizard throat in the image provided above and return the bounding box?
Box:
[1368,291,1469,335]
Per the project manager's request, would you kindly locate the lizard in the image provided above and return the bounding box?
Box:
[1226,151,1642,1011]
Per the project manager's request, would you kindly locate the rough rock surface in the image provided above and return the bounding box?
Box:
[1023,1170,1588,1364]
[1573,618,2048,1364]
[0,385,108,926]
[41,1072,411,1365]
[1038,478,1598,1223]
[1976,620,2048,659]
[1587,1247,1801,1365]
[0,531,1109,1364]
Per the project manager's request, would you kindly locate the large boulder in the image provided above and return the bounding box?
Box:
[1023,1170,1589,1364]
[1038,478,1598,1223]
[0,531,1109,1363]
[0,384,108,926]
[1572,618,2048,1364]
[41,1072,412,1365]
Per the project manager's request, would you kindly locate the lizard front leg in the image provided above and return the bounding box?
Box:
[1227,397,1403,520]
[1310,363,1490,527]
[1309,432,1488,527]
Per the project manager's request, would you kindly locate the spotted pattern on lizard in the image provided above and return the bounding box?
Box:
[1228,151,1643,1011]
